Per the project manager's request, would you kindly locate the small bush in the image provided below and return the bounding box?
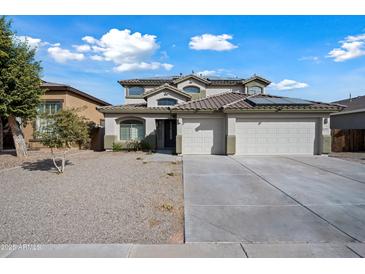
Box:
[161,203,174,211]
[167,172,175,176]
[140,139,152,151]
[112,142,123,152]
[125,140,140,151]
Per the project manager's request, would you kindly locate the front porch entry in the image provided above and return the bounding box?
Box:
[156,119,177,151]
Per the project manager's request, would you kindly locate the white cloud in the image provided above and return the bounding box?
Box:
[15,35,60,50]
[82,36,98,44]
[73,44,91,52]
[81,28,172,72]
[48,46,85,63]
[196,70,217,76]
[90,55,104,61]
[189,34,238,51]
[114,62,173,72]
[299,56,320,63]
[270,79,309,90]
[327,32,365,62]
[16,35,43,49]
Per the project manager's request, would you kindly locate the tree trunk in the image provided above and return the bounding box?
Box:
[0,117,3,151]
[8,115,28,158]
[51,148,66,174]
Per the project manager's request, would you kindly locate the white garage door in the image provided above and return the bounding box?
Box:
[236,118,318,155]
[182,118,225,154]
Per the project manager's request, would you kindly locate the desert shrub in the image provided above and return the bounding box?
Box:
[161,203,174,212]
[35,108,89,173]
[125,140,140,151]
[112,142,123,152]
[140,139,152,151]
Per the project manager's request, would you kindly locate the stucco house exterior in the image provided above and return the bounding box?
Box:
[23,81,110,150]
[98,74,343,155]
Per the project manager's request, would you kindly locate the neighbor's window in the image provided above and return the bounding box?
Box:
[120,120,144,141]
[128,86,145,96]
[36,101,62,133]
[157,98,177,106]
[248,86,263,94]
[183,86,200,93]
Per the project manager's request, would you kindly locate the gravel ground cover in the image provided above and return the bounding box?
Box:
[0,151,184,244]
[0,149,86,171]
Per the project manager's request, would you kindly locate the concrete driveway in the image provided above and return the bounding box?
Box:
[183,155,365,256]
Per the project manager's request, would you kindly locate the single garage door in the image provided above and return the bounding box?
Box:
[182,118,225,154]
[236,118,318,155]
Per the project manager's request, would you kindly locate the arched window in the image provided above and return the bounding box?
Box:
[128,86,145,96]
[248,86,263,94]
[157,98,178,106]
[183,86,200,93]
[120,120,144,141]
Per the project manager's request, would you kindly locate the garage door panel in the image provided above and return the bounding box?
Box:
[182,118,224,155]
[236,119,318,155]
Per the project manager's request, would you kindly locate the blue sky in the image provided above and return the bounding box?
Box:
[9,16,365,105]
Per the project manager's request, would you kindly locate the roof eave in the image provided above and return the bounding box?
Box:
[223,108,341,113]
[97,108,170,114]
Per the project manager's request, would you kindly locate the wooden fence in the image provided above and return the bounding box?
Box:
[331,129,365,152]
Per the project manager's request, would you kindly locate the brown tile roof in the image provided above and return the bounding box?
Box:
[173,92,247,110]
[97,103,170,113]
[172,92,344,112]
[42,80,111,106]
[99,92,344,114]
[118,74,259,87]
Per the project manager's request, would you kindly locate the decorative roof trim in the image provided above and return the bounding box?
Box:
[173,74,211,85]
[241,75,271,85]
[142,83,192,99]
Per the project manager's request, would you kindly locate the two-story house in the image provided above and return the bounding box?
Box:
[98,74,343,155]
[24,81,110,151]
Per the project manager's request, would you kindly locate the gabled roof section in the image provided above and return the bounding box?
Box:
[172,74,211,85]
[241,75,271,86]
[118,74,269,87]
[332,95,365,112]
[142,83,192,99]
[172,92,343,112]
[42,80,111,106]
[173,92,248,111]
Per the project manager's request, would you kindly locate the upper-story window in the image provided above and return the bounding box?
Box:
[157,98,178,106]
[247,86,263,94]
[128,86,145,96]
[183,86,200,93]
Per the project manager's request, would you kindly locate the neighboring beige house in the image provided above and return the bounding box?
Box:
[98,74,343,155]
[23,81,110,150]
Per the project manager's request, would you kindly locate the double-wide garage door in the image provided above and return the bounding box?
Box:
[236,118,318,155]
[182,117,318,155]
[182,118,225,154]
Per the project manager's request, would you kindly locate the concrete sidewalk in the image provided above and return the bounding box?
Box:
[1,243,364,258]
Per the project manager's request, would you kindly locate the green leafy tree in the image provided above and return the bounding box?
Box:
[36,108,90,173]
[0,16,43,157]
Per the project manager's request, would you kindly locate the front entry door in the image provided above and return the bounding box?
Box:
[164,119,176,148]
